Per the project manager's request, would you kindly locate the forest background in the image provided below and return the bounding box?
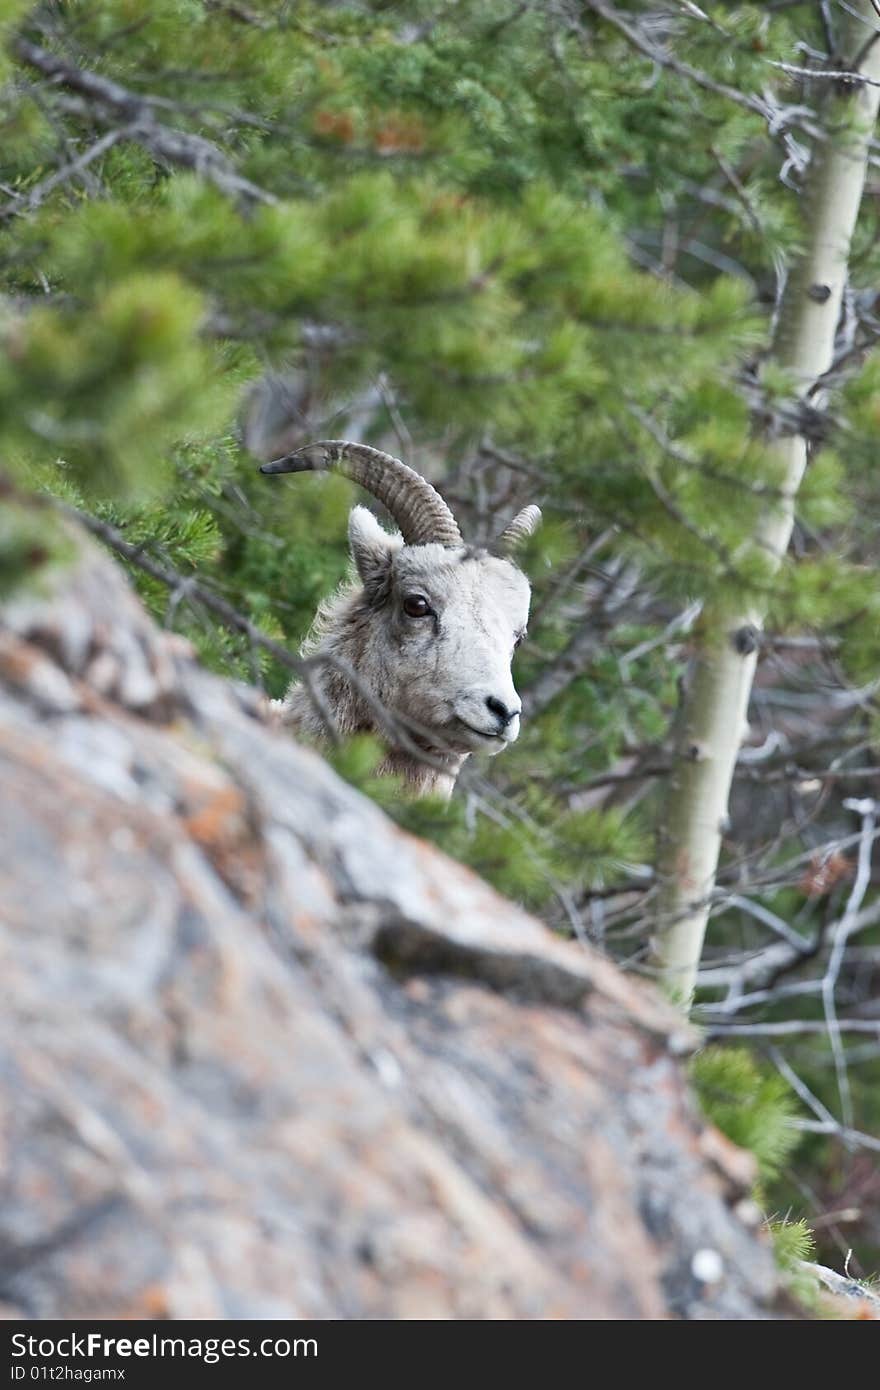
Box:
[3,0,880,1280]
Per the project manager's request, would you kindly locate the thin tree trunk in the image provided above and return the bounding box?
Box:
[652,3,880,1008]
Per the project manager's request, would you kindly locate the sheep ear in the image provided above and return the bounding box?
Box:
[348,506,402,593]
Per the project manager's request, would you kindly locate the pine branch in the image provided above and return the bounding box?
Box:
[59,502,308,678]
[579,0,770,120]
[522,560,643,717]
[0,127,131,222]
[11,38,276,208]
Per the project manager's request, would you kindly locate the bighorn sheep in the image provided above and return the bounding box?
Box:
[260,441,541,798]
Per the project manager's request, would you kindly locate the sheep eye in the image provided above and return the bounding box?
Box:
[403,593,431,618]
[514,629,527,650]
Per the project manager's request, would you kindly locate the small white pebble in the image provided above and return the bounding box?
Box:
[691,1248,724,1284]
[667,1030,694,1057]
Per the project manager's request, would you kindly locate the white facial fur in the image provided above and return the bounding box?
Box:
[348,506,531,756]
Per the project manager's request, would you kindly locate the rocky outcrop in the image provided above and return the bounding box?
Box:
[0,536,789,1319]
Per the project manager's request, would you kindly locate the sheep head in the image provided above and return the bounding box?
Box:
[260,440,541,759]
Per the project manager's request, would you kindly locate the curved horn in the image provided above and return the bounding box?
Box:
[494,504,542,554]
[260,440,463,548]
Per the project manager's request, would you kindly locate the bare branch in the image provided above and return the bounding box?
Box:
[12,39,275,208]
[705,1019,880,1037]
[768,58,880,86]
[769,1047,880,1154]
[579,0,771,120]
[822,797,876,1127]
[0,127,130,221]
[697,889,880,993]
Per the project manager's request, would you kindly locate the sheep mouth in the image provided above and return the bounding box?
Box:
[452,719,510,746]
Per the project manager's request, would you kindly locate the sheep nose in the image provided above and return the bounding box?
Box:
[485,695,520,727]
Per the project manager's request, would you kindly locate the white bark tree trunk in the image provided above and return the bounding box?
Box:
[652,3,880,1008]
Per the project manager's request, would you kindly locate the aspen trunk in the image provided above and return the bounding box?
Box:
[652,3,880,1008]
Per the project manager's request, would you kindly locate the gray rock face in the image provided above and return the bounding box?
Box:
[0,539,788,1319]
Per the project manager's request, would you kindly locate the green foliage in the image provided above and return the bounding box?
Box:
[767,1217,817,1273]
[0,1,29,81]
[325,732,387,788]
[691,1046,802,1185]
[769,1214,816,1269]
[767,1217,821,1310]
[1,273,221,497]
[3,0,880,1273]
[327,738,649,909]
[691,1046,827,1299]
